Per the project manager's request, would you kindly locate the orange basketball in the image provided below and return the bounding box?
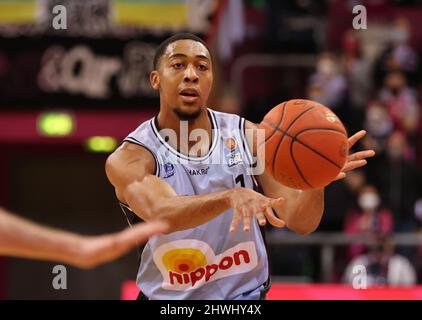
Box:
[259,99,348,190]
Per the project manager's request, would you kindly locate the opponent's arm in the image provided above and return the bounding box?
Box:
[0,207,168,268]
[105,142,285,234]
[245,120,375,235]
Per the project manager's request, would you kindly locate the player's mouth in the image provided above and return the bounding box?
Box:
[179,88,200,103]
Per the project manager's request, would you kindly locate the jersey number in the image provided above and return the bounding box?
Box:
[235,174,245,188]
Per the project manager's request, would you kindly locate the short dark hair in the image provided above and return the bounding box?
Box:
[153,33,211,70]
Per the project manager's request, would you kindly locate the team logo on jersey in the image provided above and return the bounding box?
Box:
[226,138,237,150]
[153,239,258,291]
[163,162,175,178]
[224,137,242,167]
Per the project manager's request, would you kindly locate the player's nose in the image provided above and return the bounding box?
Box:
[183,65,199,83]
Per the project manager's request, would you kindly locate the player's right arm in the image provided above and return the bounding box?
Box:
[105,142,285,233]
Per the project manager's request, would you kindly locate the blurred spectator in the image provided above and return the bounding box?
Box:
[415,199,422,228]
[413,199,422,282]
[366,131,422,231]
[341,30,372,131]
[363,100,393,153]
[379,71,419,137]
[374,17,419,87]
[418,121,422,166]
[320,169,366,232]
[343,234,417,287]
[344,185,394,259]
[307,52,348,118]
[344,169,367,195]
[389,18,418,75]
[327,170,367,281]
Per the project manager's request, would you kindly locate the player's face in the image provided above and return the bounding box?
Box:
[151,40,213,120]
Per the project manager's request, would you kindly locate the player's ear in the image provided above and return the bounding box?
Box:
[150,70,160,90]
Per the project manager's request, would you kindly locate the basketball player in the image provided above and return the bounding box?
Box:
[0,207,167,269]
[105,33,375,299]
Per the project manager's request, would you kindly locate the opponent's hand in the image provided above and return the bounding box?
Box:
[74,221,168,269]
[227,188,285,232]
[335,130,375,181]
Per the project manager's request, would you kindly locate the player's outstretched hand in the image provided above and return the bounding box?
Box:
[334,130,375,181]
[73,221,168,269]
[227,188,285,233]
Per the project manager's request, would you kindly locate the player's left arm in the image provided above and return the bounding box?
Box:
[245,121,375,235]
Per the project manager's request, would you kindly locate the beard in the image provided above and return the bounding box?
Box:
[173,106,203,121]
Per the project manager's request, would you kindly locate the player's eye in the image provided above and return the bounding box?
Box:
[198,64,208,71]
[173,63,184,69]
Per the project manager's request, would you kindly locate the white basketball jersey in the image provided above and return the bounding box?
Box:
[120,108,269,300]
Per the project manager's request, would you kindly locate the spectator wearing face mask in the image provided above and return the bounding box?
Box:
[344,185,393,260]
[343,233,416,287]
[379,71,419,137]
[307,52,348,120]
[389,18,418,75]
[373,17,419,88]
[363,100,393,154]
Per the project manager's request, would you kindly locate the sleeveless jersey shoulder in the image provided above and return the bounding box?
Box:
[122,118,161,177]
[208,109,254,167]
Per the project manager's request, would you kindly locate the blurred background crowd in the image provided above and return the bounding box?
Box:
[1,0,422,298]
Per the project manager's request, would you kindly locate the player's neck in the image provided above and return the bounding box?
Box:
[156,108,213,156]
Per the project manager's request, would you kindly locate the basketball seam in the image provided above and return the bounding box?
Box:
[294,131,344,170]
[263,122,344,170]
[295,127,346,136]
[290,139,314,188]
[271,106,315,174]
[264,102,286,143]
